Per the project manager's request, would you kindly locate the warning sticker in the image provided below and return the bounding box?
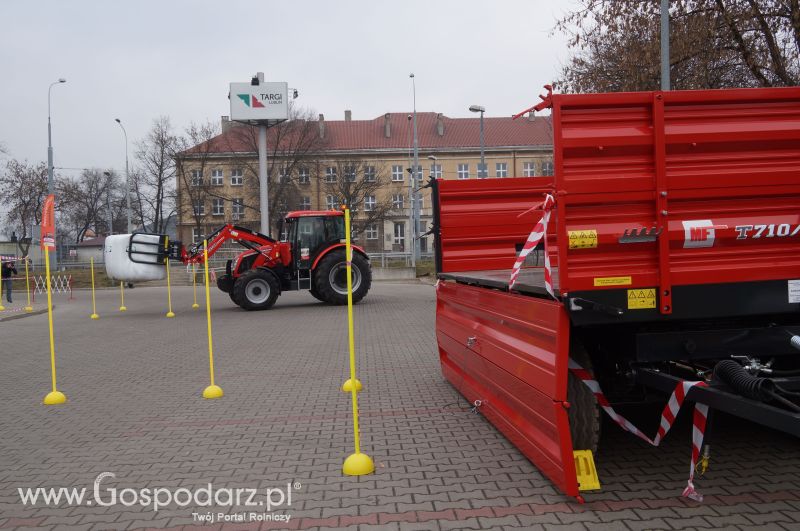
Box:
[789,280,800,303]
[627,288,657,309]
[594,276,632,287]
[568,229,598,249]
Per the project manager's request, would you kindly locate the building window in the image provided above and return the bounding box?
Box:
[393,222,405,247]
[211,169,223,186]
[231,169,243,186]
[413,165,423,181]
[344,166,356,182]
[211,198,224,216]
[430,164,442,179]
[419,221,428,252]
[364,195,376,211]
[298,167,310,184]
[192,227,205,244]
[366,223,379,240]
[523,161,536,177]
[278,199,288,213]
[496,162,508,178]
[457,163,469,179]
[363,166,376,182]
[190,169,203,186]
[300,196,311,211]
[411,195,424,210]
[232,199,245,218]
[391,165,404,182]
[325,166,337,183]
[392,194,404,209]
[279,167,290,184]
[192,200,205,216]
[541,160,554,176]
[477,163,488,178]
[326,195,337,210]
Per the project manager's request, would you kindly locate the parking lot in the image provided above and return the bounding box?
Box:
[1,282,799,530]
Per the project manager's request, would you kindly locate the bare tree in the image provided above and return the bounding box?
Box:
[174,121,220,240]
[556,0,800,92]
[134,116,178,233]
[59,169,115,242]
[320,160,393,237]
[0,159,48,256]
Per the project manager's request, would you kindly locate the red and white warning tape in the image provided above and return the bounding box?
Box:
[569,359,709,501]
[509,194,555,297]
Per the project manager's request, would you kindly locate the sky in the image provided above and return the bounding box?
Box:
[0,0,575,174]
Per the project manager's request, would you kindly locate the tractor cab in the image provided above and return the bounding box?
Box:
[281,211,345,276]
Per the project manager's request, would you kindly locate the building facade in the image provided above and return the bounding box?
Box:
[175,111,553,254]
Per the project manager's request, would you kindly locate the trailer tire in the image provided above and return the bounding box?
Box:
[233,269,280,311]
[313,249,371,305]
[568,344,601,453]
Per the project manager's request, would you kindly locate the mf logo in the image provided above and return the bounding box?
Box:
[682,220,728,248]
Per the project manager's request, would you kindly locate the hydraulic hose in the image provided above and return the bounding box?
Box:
[713,360,776,401]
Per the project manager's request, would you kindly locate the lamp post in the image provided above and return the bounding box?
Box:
[410,73,420,263]
[114,119,132,233]
[469,105,485,177]
[47,78,66,269]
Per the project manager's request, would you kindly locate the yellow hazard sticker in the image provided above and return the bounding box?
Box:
[594,276,632,287]
[568,229,598,249]
[627,288,657,309]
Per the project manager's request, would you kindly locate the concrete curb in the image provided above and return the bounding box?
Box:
[0,306,51,322]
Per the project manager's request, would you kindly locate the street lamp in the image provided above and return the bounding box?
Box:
[47,77,66,270]
[469,105,485,178]
[114,118,132,233]
[409,73,420,264]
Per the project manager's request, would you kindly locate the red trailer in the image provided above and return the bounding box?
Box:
[432,86,800,500]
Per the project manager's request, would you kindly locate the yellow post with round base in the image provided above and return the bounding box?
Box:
[119,281,127,311]
[165,258,175,318]
[201,240,223,399]
[341,208,374,476]
[89,257,99,320]
[341,378,363,393]
[191,263,200,309]
[24,257,33,312]
[42,248,66,406]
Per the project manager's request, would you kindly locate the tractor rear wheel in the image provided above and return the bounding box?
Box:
[309,287,325,302]
[312,249,371,305]
[568,342,601,453]
[233,269,280,311]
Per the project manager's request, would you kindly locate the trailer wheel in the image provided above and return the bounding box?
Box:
[312,249,371,305]
[568,344,601,453]
[233,269,280,311]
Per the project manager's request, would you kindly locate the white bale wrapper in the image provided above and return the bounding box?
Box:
[104,234,166,282]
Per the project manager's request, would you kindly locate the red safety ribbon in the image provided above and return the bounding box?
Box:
[569,359,708,501]
[509,194,555,297]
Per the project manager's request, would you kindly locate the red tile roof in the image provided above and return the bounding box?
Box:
[184,113,552,155]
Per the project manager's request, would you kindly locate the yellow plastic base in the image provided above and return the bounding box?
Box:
[343,452,375,476]
[166,311,175,318]
[341,378,363,393]
[90,313,99,320]
[192,303,200,309]
[0,304,5,311]
[25,306,33,312]
[119,306,127,312]
[574,450,601,491]
[43,390,67,405]
[203,384,224,399]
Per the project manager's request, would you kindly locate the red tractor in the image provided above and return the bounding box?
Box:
[179,210,372,310]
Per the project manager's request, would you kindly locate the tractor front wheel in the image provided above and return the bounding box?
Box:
[232,269,280,311]
[312,250,371,305]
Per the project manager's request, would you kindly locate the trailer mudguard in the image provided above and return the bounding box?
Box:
[436,280,579,497]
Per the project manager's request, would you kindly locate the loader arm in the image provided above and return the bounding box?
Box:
[180,224,276,264]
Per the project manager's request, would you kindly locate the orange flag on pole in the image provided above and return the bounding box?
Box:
[41,194,55,251]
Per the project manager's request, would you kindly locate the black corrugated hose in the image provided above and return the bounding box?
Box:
[714,360,800,412]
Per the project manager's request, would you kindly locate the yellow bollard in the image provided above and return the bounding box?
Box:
[341,207,374,476]
[202,240,223,399]
[89,257,99,319]
[42,248,66,405]
[119,281,127,312]
[24,257,33,312]
[192,263,200,309]
[165,258,175,318]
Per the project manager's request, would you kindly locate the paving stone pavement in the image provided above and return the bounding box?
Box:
[0,283,798,531]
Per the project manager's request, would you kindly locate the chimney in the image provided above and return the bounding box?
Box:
[319,114,325,139]
[384,113,391,138]
[344,110,352,121]
[436,113,444,136]
[221,115,231,133]
[527,111,536,122]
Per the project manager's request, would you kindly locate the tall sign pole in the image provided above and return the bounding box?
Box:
[229,73,288,237]
[661,0,670,91]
